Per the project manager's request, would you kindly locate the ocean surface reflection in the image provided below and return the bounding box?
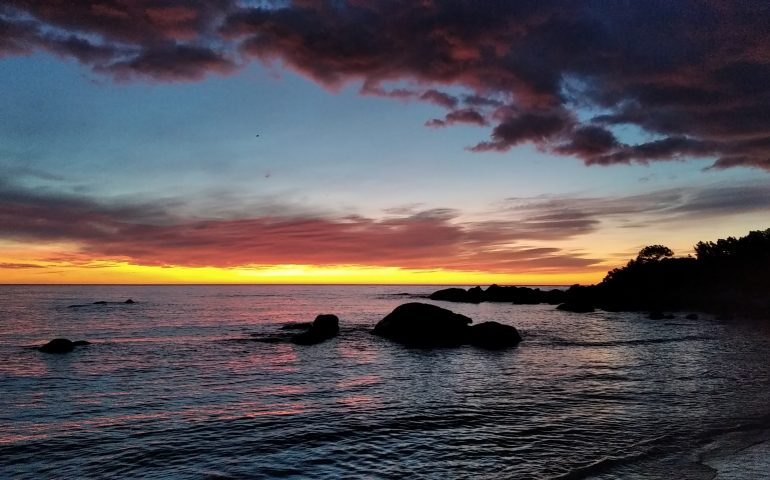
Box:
[1,285,769,479]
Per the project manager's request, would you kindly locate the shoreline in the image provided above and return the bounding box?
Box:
[696,422,770,480]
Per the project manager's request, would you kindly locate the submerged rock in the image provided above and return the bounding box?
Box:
[291,314,340,345]
[468,321,522,349]
[556,302,595,313]
[38,338,89,354]
[280,322,313,330]
[372,302,472,347]
[685,313,699,320]
[69,299,136,308]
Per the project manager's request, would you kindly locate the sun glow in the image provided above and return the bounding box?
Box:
[0,259,604,285]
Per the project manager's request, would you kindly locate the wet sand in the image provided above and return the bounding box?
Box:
[702,437,770,479]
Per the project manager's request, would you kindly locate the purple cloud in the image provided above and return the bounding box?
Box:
[3,1,770,169]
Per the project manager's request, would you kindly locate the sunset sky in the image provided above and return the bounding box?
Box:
[1,1,769,284]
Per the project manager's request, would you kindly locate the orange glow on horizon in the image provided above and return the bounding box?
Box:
[0,260,606,285]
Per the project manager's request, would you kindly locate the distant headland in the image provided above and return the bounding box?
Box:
[429,228,770,318]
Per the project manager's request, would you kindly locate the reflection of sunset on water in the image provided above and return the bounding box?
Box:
[335,374,381,391]
[335,343,380,365]
[181,402,310,421]
[336,395,377,409]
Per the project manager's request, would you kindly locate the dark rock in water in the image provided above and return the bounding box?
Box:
[467,286,484,303]
[648,311,666,320]
[291,314,340,345]
[428,284,568,305]
[428,287,478,303]
[469,321,522,349]
[39,338,74,353]
[38,338,89,354]
[556,302,595,313]
[124,298,135,304]
[685,313,699,320]
[280,322,313,330]
[313,314,339,332]
[373,302,472,347]
[93,301,108,305]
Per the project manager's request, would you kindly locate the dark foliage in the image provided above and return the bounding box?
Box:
[597,229,770,315]
[428,228,770,317]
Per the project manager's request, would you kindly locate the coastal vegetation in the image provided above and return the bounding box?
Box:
[430,228,770,317]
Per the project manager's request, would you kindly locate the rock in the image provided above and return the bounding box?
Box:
[372,302,472,347]
[468,321,522,349]
[685,313,699,320]
[93,301,108,305]
[467,286,484,303]
[124,298,135,304]
[648,311,666,320]
[291,314,339,345]
[556,302,595,313]
[428,287,477,303]
[38,338,89,354]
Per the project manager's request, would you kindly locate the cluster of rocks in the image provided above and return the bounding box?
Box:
[40,300,524,355]
[239,303,522,349]
[429,285,567,305]
[372,302,521,349]
[428,285,705,320]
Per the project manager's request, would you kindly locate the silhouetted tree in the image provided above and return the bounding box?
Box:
[636,245,674,263]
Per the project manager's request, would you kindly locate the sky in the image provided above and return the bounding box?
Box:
[1,0,769,284]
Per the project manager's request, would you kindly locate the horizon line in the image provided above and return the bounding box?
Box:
[0,282,577,287]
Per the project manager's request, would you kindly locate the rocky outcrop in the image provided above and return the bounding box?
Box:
[38,338,90,354]
[373,303,473,347]
[429,284,568,305]
[429,287,481,303]
[373,303,522,349]
[291,314,340,345]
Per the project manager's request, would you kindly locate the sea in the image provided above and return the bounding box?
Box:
[2,285,770,479]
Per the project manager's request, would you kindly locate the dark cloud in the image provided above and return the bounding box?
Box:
[98,44,237,82]
[471,110,569,151]
[420,89,459,109]
[0,1,236,81]
[556,125,620,158]
[4,1,770,168]
[426,108,487,128]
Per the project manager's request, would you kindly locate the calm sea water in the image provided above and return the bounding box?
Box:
[2,285,770,479]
